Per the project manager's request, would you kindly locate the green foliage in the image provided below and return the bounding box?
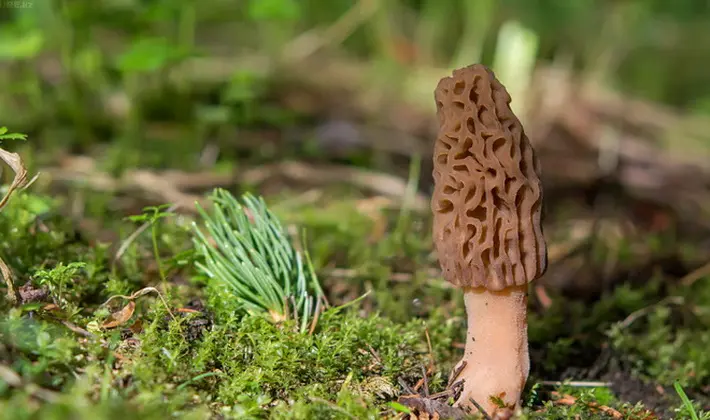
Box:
[2,0,710,160]
[0,372,209,420]
[33,262,87,317]
[0,309,79,390]
[193,189,326,332]
[0,28,43,60]
[1,189,707,418]
[248,0,301,21]
[116,37,190,74]
[0,127,28,142]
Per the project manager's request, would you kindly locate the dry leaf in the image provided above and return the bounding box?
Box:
[103,286,163,305]
[60,320,94,338]
[129,319,144,334]
[0,148,29,209]
[0,259,19,306]
[102,301,136,329]
[101,287,177,324]
[0,147,32,306]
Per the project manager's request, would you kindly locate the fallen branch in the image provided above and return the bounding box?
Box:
[680,260,710,287]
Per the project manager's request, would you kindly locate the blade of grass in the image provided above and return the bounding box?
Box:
[674,381,700,420]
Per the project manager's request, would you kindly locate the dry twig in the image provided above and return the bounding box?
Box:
[0,147,33,305]
[680,260,710,287]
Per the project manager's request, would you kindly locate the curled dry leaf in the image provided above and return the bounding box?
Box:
[101,301,137,329]
[0,148,29,209]
[101,286,177,326]
[103,286,163,305]
[0,147,32,306]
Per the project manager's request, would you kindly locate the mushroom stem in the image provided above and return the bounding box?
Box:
[453,284,530,415]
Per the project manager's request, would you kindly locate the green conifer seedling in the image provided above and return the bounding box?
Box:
[192,189,326,333]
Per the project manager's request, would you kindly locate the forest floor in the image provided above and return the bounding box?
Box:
[1,41,710,420]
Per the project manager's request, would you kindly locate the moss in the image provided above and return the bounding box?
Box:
[608,287,710,390]
[123,305,431,416]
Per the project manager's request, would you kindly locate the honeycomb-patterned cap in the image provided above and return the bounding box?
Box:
[431,64,547,291]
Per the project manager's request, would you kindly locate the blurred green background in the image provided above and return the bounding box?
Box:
[1,0,710,173]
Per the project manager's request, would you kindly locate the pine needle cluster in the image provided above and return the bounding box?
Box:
[192,189,326,333]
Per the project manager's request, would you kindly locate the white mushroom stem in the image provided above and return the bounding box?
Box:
[453,284,530,415]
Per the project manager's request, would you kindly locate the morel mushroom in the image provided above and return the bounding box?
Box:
[431,64,547,415]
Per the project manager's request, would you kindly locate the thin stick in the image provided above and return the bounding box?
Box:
[468,398,492,420]
[447,360,467,388]
[680,260,710,287]
[283,0,380,62]
[102,286,177,323]
[398,377,416,396]
[307,297,322,335]
[421,365,430,397]
[618,296,685,329]
[539,380,612,388]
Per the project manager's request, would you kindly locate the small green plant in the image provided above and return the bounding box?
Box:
[126,204,175,287]
[33,262,87,318]
[192,189,326,333]
[0,127,27,141]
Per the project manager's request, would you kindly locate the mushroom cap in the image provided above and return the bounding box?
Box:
[431,64,547,291]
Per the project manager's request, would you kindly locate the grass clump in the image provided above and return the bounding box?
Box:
[192,189,326,332]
